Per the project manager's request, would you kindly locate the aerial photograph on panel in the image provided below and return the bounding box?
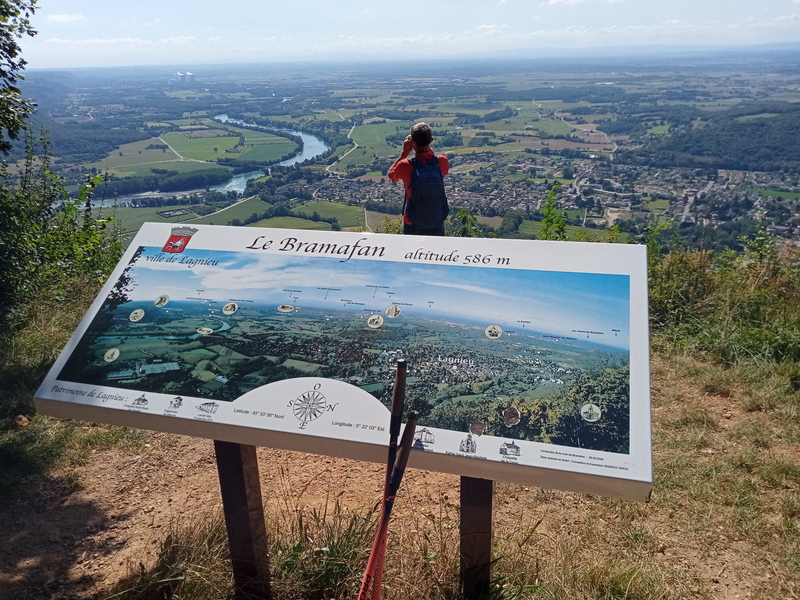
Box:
[59,245,632,453]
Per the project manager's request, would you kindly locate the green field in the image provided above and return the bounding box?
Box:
[476,215,503,228]
[519,220,629,241]
[748,188,800,200]
[294,200,366,228]
[160,132,240,161]
[186,197,270,226]
[335,146,376,168]
[247,217,333,230]
[116,161,228,178]
[365,210,400,233]
[85,138,183,173]
[646,198,671,211]
[108,204,200,236]
[350,122,409,159]
[159,125,299,163]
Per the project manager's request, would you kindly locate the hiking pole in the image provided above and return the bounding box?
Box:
[357,410,418,600]
[369,359,406,599]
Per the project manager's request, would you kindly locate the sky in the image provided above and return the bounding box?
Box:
[21,0,800,69]
[127,248,631,350]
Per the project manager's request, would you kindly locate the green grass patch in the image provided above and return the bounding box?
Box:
[160,131,240,160]
[645,198,671,211]
[735,113,779,122]
[476,215,503,228]
[747,188,800,200]
[195,197,270,225]
[350,121,409,159]
[246,217,333,230]
[294,200,365,228]
[519,220,629,241]
[164,90,212,100]
[237,137,299,163]
[116,160,226,178]
[335,146,375,168]
[647,124,670,134]
[107,204,200,235]
[84,137,182,172]
[158,122,299,165]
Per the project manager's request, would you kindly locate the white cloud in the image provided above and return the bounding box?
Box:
[540,0,590,6]
[47,14,85,23]
[45,37,155,48]
[161,36,197,45]
[420,280,509,298]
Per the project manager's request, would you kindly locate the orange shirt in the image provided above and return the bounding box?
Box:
[388,151,449,224]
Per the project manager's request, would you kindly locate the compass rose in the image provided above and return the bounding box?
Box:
[290,384,327,428]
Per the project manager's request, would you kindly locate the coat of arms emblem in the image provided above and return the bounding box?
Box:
[162,226,198,253]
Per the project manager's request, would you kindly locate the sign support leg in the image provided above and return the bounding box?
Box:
[460,476,493,600]
[214,440,272,600]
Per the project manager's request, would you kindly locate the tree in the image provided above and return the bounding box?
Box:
[0,0,37,155]
[450,207,480,237]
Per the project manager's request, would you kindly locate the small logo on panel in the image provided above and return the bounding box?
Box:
[163,226,198,253]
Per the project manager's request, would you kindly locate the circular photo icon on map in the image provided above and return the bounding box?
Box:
[129,309,145,322]
[278,304,294,313]
[485,324,503,339]
[197,327,214,335]
[503,406,521,427]
[385,304,402,319]
[580,403,602,422]
[154,294,170,307]
[222,302,239,315]
[469,421,486,436]
[367,314,384,329]
[103,348,120,363]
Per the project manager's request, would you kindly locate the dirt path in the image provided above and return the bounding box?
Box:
[0,433,459,600]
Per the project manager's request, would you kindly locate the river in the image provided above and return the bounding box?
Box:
[212,114,330,193]
[97,116,330,206]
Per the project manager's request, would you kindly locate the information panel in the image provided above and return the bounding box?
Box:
[35,224,651,500]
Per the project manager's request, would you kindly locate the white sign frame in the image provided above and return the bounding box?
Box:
[35,224,652,501]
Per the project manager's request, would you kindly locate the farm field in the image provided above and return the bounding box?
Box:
[364,210,399,232]
[109,204,200,236]
[247,216,333,230]
[185,197,269,226]
[88,120,300,176]
[115,160,227,178]
[519,219,629,241]
[294,200,366,228]
[350,122,408,159]
[85,138,184,174]
[160,129,301,163]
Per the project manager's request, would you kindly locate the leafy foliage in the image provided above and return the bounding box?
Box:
[538,184,567,241]
[0,134,121,326]
[0,0,37,154]
[649,221,800,363]
[449,207,480,237]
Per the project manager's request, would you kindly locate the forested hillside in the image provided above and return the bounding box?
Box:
[617,101,800,172]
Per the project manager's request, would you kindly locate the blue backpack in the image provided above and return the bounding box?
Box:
[406,155,449,229]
